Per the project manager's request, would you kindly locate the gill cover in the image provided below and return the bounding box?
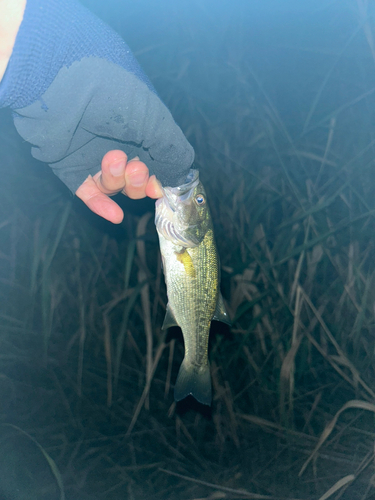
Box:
[155,169,208,248]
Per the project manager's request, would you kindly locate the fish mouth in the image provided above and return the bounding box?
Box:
[162,169,200,211]
[170,169,200,196]
[155,169,201,247]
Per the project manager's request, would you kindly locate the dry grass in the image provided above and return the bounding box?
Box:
[1,0,375,499]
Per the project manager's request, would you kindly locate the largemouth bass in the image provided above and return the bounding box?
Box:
[155,169,230,405]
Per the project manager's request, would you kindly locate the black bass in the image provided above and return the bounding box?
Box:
[155,169,230,405]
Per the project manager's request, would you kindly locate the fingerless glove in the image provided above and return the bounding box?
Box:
[0,0,194,191]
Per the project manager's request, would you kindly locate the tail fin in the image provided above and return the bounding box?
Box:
[174,359,212,405]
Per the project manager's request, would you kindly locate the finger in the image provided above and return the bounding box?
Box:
[145,175,163,199]
[98,150,128,194]
[123,158,150,199]
[76,175,124,224]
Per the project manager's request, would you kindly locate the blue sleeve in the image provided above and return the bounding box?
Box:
[0,0,194,192]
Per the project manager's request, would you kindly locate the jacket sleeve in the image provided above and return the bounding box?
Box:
[0,0,194,192]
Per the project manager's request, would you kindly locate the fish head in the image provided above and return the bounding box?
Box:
[155,169,211,247]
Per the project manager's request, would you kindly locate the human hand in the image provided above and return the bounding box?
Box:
[0,0,194,201]
[0,0,26,83]
[76,150,163,224]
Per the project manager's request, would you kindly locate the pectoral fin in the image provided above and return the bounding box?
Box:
[213,293,231,325]
[175,249,196,278]
[162,304,179,330]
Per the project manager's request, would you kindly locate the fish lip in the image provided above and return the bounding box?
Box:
[163,169,200,211]
[171,169,200,195]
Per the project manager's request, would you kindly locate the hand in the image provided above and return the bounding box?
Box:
[0,0,26,83]
[75,150,163,224]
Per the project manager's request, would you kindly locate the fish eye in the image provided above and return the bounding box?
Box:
[195,194,205,205]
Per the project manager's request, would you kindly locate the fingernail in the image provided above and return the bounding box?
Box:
[109,160,125,177]
[129,172,148,187]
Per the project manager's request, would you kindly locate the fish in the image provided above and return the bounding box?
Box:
[155,169,230,405]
